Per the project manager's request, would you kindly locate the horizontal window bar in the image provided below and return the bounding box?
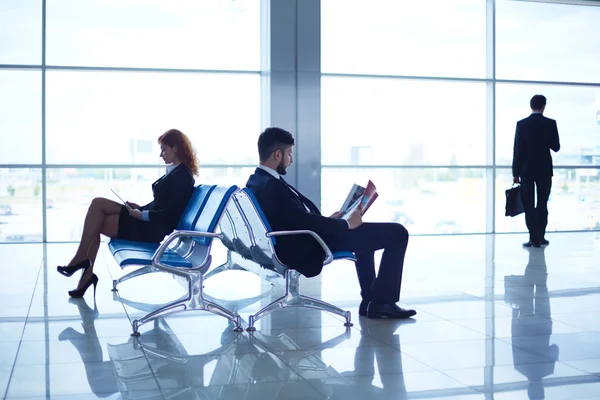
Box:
[495,165,600,169]
[495,78,600,87]
[322,165,493,169]
[0,65,261,75]
[322,72,600,87]
[4,164,599,170]
[0,164,258,169]
[511,0,600,7]
[0,64,42,70]
[322,164,600,169]
[5,65,599,86]
[322,72,488,83]
[3,164,599,170]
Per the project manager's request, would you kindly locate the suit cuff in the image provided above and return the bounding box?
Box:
[345,220,350,229]
[141,210,150,222]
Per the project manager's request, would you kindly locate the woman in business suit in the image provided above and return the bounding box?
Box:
[56,129,198,298]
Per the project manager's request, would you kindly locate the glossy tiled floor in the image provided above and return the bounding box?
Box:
[1,232,600,399]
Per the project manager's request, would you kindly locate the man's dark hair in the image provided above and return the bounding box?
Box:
[258,127,295,161]
[530,94,547,110]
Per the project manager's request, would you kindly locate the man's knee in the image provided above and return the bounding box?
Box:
[392,223,409,243]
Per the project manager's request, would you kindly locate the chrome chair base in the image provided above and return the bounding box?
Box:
[130,270,244,336]
[246,270,353,332]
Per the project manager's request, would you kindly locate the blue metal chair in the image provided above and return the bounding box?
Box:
[231,188,355,331]
[108,185,243,335]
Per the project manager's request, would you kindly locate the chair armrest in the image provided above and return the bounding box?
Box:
[151,230,223,268]
[266,230,334,265]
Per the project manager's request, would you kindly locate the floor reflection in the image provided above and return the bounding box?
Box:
[320,318,412,400]
[505,247,558,399]
[108,316,354,399]
[59,298,119,398]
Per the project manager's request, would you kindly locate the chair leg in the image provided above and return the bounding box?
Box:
[112,265,160,291]
[298,295,353,327]
[132,296,191,336]
[246,269,353,331]
[246,294,288,332]
[203,253,246,281]
[201,301,244,333]
[131,272,245,336]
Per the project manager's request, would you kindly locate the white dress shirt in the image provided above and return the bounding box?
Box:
[257,165,350,227]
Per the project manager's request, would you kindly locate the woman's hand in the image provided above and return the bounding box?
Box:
[128,208,143,220]
[126,201,141,210]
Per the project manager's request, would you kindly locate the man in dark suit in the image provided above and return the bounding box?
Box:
[246,127,416,319]
[512,94,561,248]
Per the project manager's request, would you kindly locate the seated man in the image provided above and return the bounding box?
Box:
[246,127,416,319]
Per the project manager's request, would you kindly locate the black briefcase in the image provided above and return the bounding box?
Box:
[505,184,524,217]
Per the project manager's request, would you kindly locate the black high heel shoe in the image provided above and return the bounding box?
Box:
[68,274,99,298]
[57,259,91,277]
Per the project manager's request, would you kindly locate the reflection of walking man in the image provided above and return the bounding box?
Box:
[506,248,558,400]
[512,95,561,248]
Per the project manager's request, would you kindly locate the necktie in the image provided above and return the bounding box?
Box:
[280,178,311,213]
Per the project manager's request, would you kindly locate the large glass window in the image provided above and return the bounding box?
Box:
[0,169,42,243]
[46,167,256,241]
[0,0,42,65]
[46,0,260,70]
[321,0,486,78]
[0,70,42,164]
[322,167,487,234]
[496,167,600,233]
[3,0,600,242]
[1,0,261,243]
[45,71,260,165]
[496,1,600,83]
[322,77,487,166]
[496,84,600,167]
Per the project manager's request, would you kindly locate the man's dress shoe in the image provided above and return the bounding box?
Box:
[367,303,417,319]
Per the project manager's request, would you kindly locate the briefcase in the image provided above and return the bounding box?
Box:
[505,184,524,217]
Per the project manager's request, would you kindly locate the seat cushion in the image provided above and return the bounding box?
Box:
[108,239,160,255]
[112,248,192,269]
[333,251,356,261]
[109,239,192,269]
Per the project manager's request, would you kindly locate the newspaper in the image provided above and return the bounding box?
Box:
[339,180,378,219]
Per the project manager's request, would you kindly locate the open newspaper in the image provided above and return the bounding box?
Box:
[339,180,378,219]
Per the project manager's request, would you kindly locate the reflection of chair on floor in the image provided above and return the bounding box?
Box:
[250,328,351,378]
[108,317,352,399]
[108,318,245,400]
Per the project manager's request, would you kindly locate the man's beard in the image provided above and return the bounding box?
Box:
[276,160,287,175]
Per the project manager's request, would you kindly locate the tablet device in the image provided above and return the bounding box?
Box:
[111,189,132,211]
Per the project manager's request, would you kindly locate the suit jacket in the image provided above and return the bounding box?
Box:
[512,113,561,179]
[141,164,195,236]
[246,168,348,277]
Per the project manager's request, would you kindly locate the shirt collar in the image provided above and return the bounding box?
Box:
[258,165,280,179]
[165,164,180,175]
[531,111,542,114]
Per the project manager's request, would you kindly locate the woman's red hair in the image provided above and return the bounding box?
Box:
[158,129,199,176]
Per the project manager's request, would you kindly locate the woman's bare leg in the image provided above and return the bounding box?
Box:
[76,214,120,290]
[68,198,122,266]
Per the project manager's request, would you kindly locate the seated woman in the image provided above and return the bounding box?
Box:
[57,129,198,298]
